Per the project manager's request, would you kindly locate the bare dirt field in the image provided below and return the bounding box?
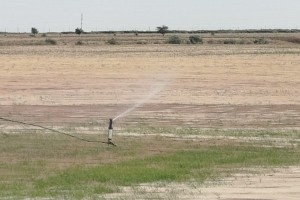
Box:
[0,42,299,130]
[0,33,299,199]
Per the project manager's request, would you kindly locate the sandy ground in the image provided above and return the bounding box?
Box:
[102,166,300,200]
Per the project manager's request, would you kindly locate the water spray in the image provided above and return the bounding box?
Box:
[107,77,170,146]
[113,78,169,122]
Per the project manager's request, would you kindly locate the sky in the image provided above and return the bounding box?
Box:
[0,0,299,32]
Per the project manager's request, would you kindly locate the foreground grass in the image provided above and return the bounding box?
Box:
[0,131,299,199]
[34,146,299,199]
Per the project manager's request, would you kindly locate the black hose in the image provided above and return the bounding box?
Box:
[0,116,110,145]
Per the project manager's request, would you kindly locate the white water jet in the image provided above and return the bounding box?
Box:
[113,78,169,121]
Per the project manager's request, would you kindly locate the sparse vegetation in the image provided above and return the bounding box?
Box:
[157,25,169,36]
[223,39,237,44]
[189,35,203,44]
[45,38,57,45]
[254,38,269,44]
[0,32,298,46]
[167,35,182,44]
[0,131,298,199]
[107,38,118,45]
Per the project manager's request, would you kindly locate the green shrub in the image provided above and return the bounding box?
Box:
[254,38,269,44]
[75,28,84,35]
[189,35,203,44]
[41,33,47,37]
[223,39,237,44]
[45,38,57,45]
[167,35,182,44]
[31,27,38,35]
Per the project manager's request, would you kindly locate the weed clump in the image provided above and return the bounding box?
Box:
[254,38,269,44]
[189,35,203,44]
[223,39,237,44]
[107,38,118,45]
[167,35,182,44]
[45,38,57,45]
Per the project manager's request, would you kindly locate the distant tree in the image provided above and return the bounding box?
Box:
[75,28,84,35]
[31,27,38,35]
[156,25,169,36]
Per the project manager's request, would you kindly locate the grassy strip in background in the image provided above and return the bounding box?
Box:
[124,125,300,139]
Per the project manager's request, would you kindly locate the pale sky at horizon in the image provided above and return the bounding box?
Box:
[0,0,299,32]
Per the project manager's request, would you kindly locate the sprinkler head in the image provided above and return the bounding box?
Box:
[109,118,113,130]
[108,119,113,145]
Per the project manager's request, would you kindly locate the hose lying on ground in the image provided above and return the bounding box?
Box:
[0,116,114,145]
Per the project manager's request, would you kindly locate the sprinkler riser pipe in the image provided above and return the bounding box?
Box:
[108,119,113,141]
[108,129,113,141]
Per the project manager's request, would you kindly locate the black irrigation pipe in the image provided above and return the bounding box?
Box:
[0,116,113,145]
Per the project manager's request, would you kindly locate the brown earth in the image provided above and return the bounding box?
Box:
[0,43,299,130]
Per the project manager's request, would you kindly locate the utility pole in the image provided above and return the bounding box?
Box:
[81,13,83,30]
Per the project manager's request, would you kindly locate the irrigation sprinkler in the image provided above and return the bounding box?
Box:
[0,116,113,146]
[107,118,115,146]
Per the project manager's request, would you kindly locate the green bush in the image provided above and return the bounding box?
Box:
[45,38,57,45]
[157,25,169,36]
[254,38,269,44]
[31,27,38,35]
[75,28,84,35]
[167,35,182,44]
[223,39,237,44]
[189,35,203,44]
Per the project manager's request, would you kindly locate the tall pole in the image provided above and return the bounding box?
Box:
[81,13,83,30]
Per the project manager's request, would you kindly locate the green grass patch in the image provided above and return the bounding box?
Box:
[0,131,299,199]
[33,146,299,199]
[124,125,300,139]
